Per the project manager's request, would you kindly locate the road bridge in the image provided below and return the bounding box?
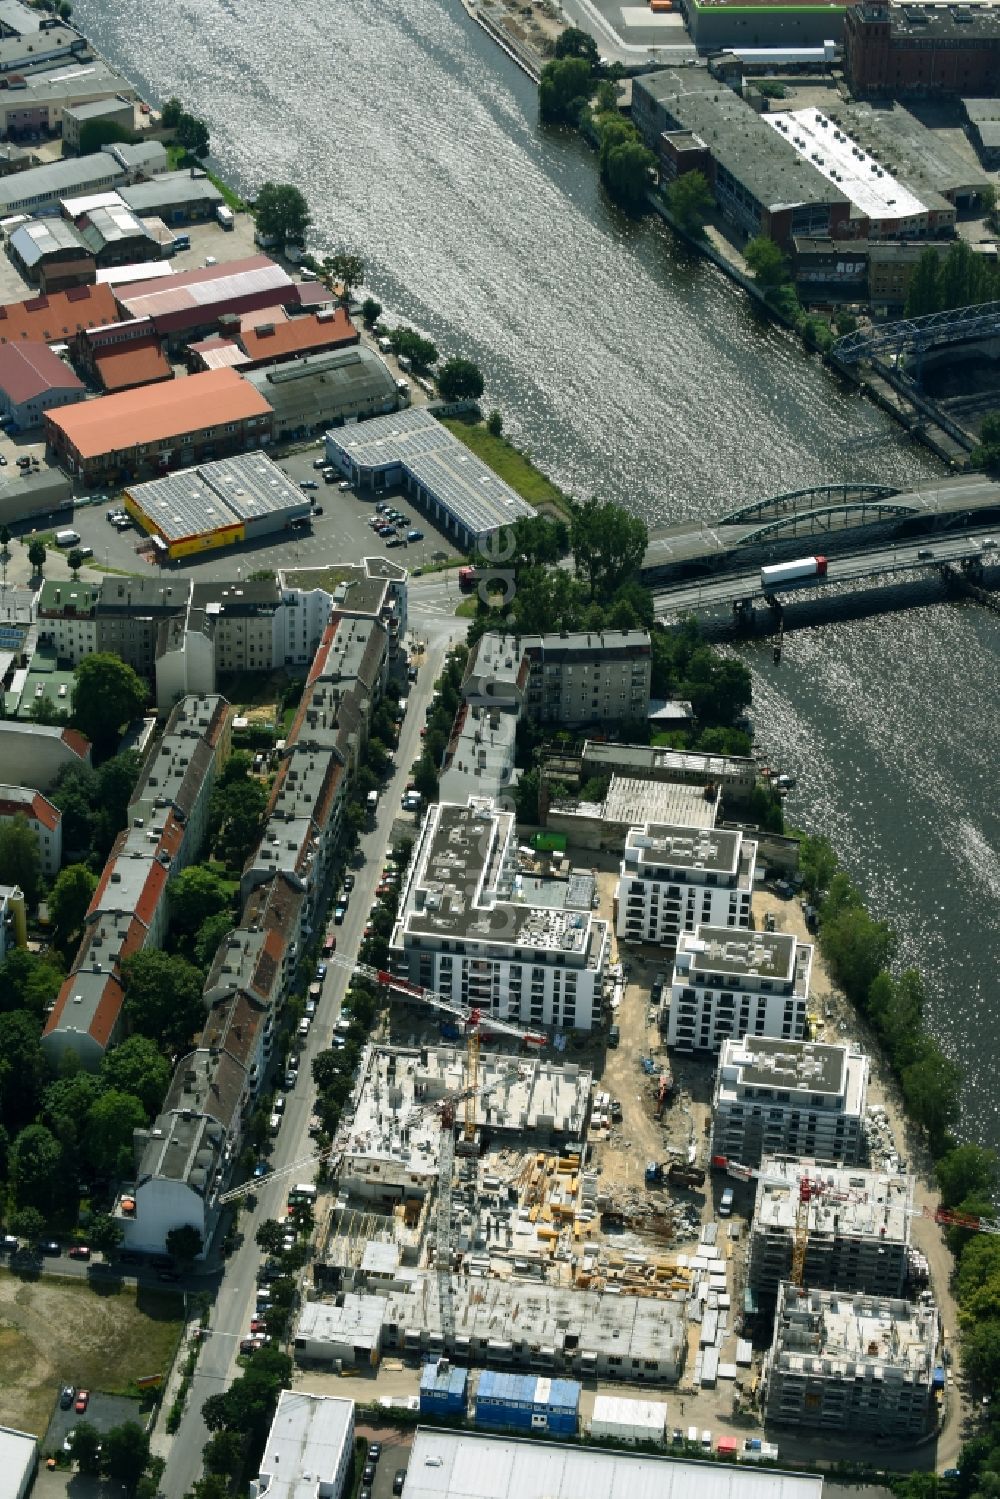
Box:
[641,475,1000,582]
[651,530,996,621]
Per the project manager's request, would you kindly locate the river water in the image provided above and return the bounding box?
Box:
[76,0,1000,1145]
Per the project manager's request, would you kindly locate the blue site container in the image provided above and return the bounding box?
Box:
[419,1358,468,1415]
[474,1370,580,1436]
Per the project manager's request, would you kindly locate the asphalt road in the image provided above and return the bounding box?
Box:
[159,619,461,1499]
[652,528,1000,617]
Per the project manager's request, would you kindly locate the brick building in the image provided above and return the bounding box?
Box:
[845,1,1000,96]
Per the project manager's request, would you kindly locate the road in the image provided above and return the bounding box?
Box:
[652,528,999,618]
[158,609,462,1499]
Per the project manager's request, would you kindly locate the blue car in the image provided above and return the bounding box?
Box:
[252,1161,269,1179]
[407,529,423,541]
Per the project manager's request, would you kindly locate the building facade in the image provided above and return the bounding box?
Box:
[667,925,812,1052]
[711,1036,870,1169]
[0,784,62,875]
[617,825,757,950]
[251,1393,355,1499]
[846,1,1000,96]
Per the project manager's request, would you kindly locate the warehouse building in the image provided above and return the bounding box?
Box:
[119,168,224,224]
[247,345,399,438]
[326,405,534,549]
[679,0,847,47]
[832,100,990,212]
[0,1425,37,1499]
[7,215,94,290]
[113,254,295,345]
[964,98,1000,169]
[399,1430,824,1499]
[391,798,610,1032]
[79,315,174,393]
[590,1395,668,1444]
[252,1393,355,1499]
[123,450,310,560]
[667,925,812,1052]
[748,1157,914,1299]
[45,367,273,480]
[61,95,135,151]
[617,825,757,950]
[0,339,84,430]
[711,1037,870,1169]
[846,0,1000,96]
[0,147,127,216]
[0,281,118,351]
[76,201,159,268]
[763,1285,939,1436]
[474,1372,580,1435]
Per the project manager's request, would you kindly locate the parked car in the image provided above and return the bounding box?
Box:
[334,904,346,925]
[63,1429,76,1453]
[315,962,327,980]
[297,1017,310,1039]
[368,1444,382,1462]
[386,536,404,547]
[285,1068,298,1089]
[324,470,339,483]
[39,1240,61,1256]
[59,1386,75,1410]
[393,1471,407,1495]
[75,1390,90,1413]
[339,480,350,491]
[363,1465,376,1485]
[273,1094,286,1114]
[312,457,328,469]
[311,504,324,516]
[407,529,424,541]
[300,480,318,491]
[67,1245,91,1261]
[343,875,355,892]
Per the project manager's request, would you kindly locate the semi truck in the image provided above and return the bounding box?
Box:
[760,555,828,590]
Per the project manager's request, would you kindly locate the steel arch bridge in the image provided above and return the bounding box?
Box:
[833,301,1000,365]
[736,500,924,547]
[717,483,904,528]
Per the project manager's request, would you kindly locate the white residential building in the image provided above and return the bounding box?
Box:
[617,824,757,948]
[0,883,26,963]
[667,925,813,1052]
[252,1392,355,1499]
[711,1036,870,1169]
[0,784,62,876]
[391,799,610,1032]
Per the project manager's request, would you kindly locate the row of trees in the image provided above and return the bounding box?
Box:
[161,96,210,159]
[64,1419,160,1496]
[905,234,1000,320]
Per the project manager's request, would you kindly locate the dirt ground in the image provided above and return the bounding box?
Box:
[0,1271,183,1439]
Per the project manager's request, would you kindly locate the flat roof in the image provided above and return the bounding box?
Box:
[328,405,534,540]
[120,170,224,214]
[765,109,926,223]
[835,100,988,201]
[63,97,133,122]
[255,1392,354,1499]
[400,1430,825,1499]
[721,1036,850,1095]
[47,368,272,458]
[889,0,1000,40]
[755,1156,914,1243]
[603,774,718,830]
[0,1426,37,1495]
[679,925,803,983]
[624,822,743,874]
[127,450,308,543]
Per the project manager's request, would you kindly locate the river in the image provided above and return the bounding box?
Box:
[75,0,1000,1145]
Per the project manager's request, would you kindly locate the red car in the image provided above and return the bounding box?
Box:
[75,1391,90,1413]
[250,1317,266,1333]
[68,1246,91,1261]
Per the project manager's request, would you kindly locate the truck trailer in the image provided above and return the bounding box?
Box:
[760,555,828,590]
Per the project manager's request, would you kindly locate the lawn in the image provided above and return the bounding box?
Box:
[282,566,356,593]
[0,1273,184,1438]
[440,418,572,518]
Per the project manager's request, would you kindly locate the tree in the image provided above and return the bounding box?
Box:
[166,1223,203,1267]
[10,1204,44,1241]
[798,834,838,898]
[553,25,599,64]
[255,1219,286,1254]
[938,1145,998,1211]
[254,182,311,245]
[389,326,438,371]
[905,246,942,317]
[203,1430,245,1477]
[69,1422,103,1474]
[27,539,45,575]
[598,118,655,213]
[67,547,85,577]
[102,1422,151,1492]
[0,814,42,906]
[161,97,182,128]
[437,357,484,402]
[71,653,147,756]
[210,777,268,869]
[972,411,1000,473]
[101,1034,170,1118]
[818,904,895,1010]
[85,1090,147,1177]
[0,948,63,1019]
[486,409,503,437]
[10,1122,63,1214]
[169,865,231,940]
[89,1212,124,1255]
[176,111,210,158]
[122,950,206,1051]
[538,56,594,126]
[195,909,235,970]
[48,863,97,951]
[570,498,648,600]
[360,297,382,326]
[901,1043,961,1152]
[666,170,713,236]
[326,252,365,301]
[0,1010,46,1133]
[744,236,787,292]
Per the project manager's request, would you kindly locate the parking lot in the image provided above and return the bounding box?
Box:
[60,443,462,582]
[43,1390,143,1458]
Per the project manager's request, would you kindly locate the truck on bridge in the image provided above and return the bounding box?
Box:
[760,555,828,590]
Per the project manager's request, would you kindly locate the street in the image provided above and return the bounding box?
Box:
[157,610,462,1499]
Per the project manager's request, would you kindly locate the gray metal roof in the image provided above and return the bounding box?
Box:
[77,202,153,253]
[120,170,223,215]
[636,71,846,213]
[63,96,133,123]
[128,451,310,544]
[18,60,132,103]
[0,150,127,214]
[329,405,534,541]
[247,345,397,424]
[9,215,87,266]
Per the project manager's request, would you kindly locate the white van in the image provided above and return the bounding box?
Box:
[366,789,378,813]
[55,529,81,547]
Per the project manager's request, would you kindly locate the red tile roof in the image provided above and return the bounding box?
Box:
[0,340,84,403]
[46,367,271,459]
[61,727,91,759]
[93,336,174,393]
[237,307,358,366]
[0,284,120,345]
[0,788,61,832]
